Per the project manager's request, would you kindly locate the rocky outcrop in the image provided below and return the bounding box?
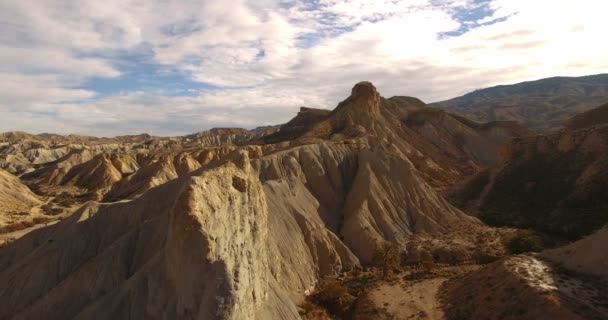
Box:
[0,127,266,177]
[253,139,479,264]
[103,155,180,201]
[22,149,98,185]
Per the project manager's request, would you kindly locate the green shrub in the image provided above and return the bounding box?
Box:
[504,230,544,254]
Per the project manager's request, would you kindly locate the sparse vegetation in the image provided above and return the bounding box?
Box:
[503,230,544,254]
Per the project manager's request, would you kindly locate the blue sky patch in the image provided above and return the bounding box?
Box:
[76,47,220,98]
[439,0,514,38]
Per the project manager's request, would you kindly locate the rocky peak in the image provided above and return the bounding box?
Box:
[349,81,380,114]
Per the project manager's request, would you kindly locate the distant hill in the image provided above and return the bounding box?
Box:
[564,101,608,130]
[432,74,608,131]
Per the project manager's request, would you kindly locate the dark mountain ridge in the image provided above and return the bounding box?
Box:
[432,73,608,131]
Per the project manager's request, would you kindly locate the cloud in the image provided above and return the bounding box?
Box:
[1,0,607,135]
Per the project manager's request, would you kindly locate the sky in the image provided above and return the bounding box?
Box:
[1,0,607,136]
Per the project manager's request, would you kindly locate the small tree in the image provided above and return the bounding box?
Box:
[372,242,400,280]
[420,250,435,274]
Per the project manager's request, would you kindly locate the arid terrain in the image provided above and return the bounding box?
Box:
[1,81,607,320]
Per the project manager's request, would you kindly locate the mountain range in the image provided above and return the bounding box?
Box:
[432,74,608,131]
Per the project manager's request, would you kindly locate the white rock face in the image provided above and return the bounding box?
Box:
[166,151,272,319]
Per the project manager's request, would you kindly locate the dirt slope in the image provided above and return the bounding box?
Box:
[543,226,608,277]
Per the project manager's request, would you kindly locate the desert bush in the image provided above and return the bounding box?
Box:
[309,279,356,317]
[503,230,544,254]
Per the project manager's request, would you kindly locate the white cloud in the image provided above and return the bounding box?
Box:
[1,0,607,135]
